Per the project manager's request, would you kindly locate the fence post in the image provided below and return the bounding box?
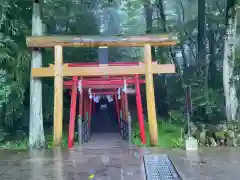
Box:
[128,112,132,150]
[120,112,123,138]
[85,112,89,141]
[119,119,122,138]
[184,85,192,137]
[120,110,122,120]
[77,115,82,146]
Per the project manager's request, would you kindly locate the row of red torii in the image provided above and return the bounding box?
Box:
[65,62,146,148]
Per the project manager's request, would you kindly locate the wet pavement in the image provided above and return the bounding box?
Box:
[0,133,240,179]
[147,148,240,180]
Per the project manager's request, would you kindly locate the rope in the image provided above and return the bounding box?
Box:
[88,88,92,99]
[63,77,72,80]
[106,95,113,102]
[117,88,121,99]
[77,80,82,94]
[122,78,127,92]
[93,95,100,103]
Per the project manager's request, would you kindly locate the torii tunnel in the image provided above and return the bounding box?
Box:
[64,61,147,149]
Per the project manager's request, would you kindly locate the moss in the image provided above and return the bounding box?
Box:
[45,132,69,148]
[215,131,225,139]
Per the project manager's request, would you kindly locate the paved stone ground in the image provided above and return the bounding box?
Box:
[0,133,240,180]
[144,147,240,180]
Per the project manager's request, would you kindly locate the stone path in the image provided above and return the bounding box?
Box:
[0,133,240,179]
[144,147,240,180]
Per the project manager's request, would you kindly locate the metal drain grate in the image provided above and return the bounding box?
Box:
[143,154,181,180]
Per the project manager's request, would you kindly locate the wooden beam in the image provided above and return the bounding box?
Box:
[144,44,158,146]
[26,33,178,48]
[31,64,175,77]
[32,66,54,77]
[63,79,145,86]
[53,45,63,146]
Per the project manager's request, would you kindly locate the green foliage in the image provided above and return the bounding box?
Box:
[46,133,68,148]
[171,138,184,148]
[0,33,30,133]
[169,110,185,125]
[132,120,183,148]
[0,138,28,150]
[0,129,69,150]
[169,76,225,124]
[0,129,28,149]
[0,0,31,138]
[0,70,10,108]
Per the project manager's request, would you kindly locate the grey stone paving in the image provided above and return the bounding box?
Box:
[144,147,240,180]
[0,133,239,180]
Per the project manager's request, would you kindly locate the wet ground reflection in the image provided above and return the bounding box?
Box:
[147,147,240,180]
[0,134,239,179]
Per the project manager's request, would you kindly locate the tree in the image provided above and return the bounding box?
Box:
[29,0,45,148]
[0,0,32,137]
[223,0,238,122]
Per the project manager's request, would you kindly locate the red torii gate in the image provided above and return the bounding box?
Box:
[64,62,146,148]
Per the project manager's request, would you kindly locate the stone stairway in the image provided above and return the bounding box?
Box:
[81,133,127,151]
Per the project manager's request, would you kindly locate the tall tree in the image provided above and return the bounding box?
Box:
[197,0,206,69]
[29,0,45,148]
[223,0,238,122]
[155,0,169,117]
[198,0,210,93]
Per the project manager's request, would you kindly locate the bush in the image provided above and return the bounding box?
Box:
[132,119,184,148]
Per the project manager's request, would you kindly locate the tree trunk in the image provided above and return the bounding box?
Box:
[198,0,211,108]
[153,0,169,118]
[223,0,238,122]
[208,29,217,89]
[197,0,206,70]
[29,1,45,148]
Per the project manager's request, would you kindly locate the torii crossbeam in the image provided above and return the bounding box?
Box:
[26,33,177,146]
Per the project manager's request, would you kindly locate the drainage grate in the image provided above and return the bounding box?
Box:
[143,154,181,180]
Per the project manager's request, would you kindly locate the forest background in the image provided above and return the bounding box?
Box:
[0,0,239,149]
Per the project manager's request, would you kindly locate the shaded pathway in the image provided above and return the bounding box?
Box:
[91,99,119,133]
[81,133,127,150]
